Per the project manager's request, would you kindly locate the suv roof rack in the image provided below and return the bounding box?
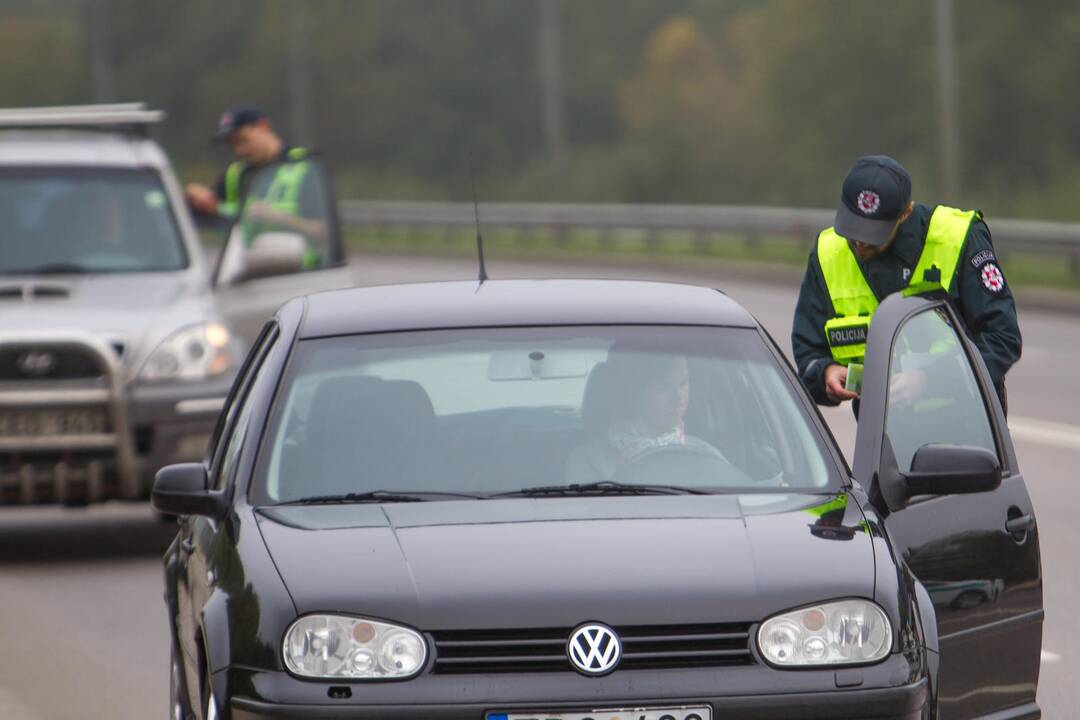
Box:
[0,103,165,135]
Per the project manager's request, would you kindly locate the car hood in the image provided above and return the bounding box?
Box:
[0,273,214,367]
[257,492,874,629]
[0,273,202,333]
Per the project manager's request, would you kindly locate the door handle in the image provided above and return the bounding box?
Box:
[1006,514,1035,536]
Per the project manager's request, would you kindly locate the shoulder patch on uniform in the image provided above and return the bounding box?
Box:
[970,249,996,268]
[980,262,1006,293]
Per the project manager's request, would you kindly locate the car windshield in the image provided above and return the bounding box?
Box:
[0,167,187,274]
[254,325,841,504]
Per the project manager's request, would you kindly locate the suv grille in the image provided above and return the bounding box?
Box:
[430,622,754,674]
[0,344,106,381]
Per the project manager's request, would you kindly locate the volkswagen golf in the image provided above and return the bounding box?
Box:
[155,279,1042,720]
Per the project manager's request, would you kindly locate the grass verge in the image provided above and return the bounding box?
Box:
[344,226,1080,292]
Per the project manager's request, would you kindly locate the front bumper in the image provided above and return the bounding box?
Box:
[231,680,928,720]
[221,655,928,720]
[0,346,231,506]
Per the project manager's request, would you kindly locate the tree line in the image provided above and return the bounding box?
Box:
[2,0,1078,220]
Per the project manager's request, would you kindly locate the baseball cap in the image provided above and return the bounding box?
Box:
[834,155,912,246]
[213,104,267,141]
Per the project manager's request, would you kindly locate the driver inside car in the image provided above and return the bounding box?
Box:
[565,349,727,483]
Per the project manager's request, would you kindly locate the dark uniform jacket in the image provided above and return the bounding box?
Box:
[792,202,1021,406]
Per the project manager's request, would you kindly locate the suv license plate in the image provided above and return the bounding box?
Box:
[0,409,108,437]
[489,707,711,720]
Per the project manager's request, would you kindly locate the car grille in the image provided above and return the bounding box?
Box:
[0,344,107,381]
[430,622,754,674]
[0,452,119,505]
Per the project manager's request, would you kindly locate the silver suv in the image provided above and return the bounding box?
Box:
[0,103,353,505]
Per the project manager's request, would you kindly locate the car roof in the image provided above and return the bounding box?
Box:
[297,279,759,338]
[0,130,169,169]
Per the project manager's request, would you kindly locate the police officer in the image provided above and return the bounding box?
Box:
[792,155,1020,413]
[184,105,324,267]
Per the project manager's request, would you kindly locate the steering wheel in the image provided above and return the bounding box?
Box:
[612,443,754,487]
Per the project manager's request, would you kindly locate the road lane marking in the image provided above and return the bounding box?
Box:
[1008,416,1080,453]
[1041,650,1061,664]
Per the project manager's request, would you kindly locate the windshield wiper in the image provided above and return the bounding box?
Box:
[277,489,485,505]
[26,262,94,275]
[491,480,712,498]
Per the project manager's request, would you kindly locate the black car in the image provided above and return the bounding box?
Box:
[155,279,1042,720]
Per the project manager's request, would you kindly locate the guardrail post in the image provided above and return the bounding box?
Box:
[693,228,710,254]
[554,224,570,248]
[645,229,661,253]
[598,227,616,251]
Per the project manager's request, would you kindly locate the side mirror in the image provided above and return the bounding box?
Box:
[902,444,1002,498]
[234,232,306,282]
[152,463,226,519]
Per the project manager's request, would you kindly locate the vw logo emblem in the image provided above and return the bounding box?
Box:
[567,623,621,676]
[16,350,57,377]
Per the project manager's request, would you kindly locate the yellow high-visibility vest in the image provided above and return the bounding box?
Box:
[817,205,977,365]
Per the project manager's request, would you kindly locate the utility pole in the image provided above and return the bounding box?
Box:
[538,0,566,165]
[935,0,960,199]
[287,0,315,144]
[87,0,115,103]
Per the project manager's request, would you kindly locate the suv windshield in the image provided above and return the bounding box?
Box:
[254,325,840,504]
[0,167,187,274]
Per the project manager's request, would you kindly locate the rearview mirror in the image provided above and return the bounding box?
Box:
[151,463,226,519]
[901,444,1002,498]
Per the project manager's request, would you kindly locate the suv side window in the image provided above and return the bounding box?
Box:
[884,307,997,472]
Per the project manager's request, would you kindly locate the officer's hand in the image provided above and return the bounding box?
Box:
[185,184,217,215]
[824,363,859,403]
[889,369,928,405]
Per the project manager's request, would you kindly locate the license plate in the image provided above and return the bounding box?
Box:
[0,408,108,437]
[488,707,711,720]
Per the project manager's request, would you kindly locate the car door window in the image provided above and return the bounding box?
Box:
[214,392,256,491]
[205,322,278,468]
[884,307,997,472]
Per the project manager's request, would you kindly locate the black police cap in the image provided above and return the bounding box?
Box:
[213,105,267,141]
[834,155,912,246]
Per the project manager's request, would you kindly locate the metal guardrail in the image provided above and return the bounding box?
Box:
[340,200,1080,259]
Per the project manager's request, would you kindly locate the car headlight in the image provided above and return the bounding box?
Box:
[283,615,427,679]
[757,599,892,667]
[139,323,233,381]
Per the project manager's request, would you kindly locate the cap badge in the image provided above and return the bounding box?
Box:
[217,112,233,130]
[857,190,881,215]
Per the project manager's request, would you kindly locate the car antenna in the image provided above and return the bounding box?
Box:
[469,151,489,286]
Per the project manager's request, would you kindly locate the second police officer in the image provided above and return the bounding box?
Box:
[185,105,325,269]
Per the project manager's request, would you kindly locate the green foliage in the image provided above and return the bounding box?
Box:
[3,0,1080,220]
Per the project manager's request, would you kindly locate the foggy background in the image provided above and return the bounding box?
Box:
[3,0,1075,219]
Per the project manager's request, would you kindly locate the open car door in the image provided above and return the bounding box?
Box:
[852,292,1042,720]
[213,153,354,342]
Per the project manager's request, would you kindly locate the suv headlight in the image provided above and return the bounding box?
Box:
[283,615,427,679]
[757,599,892,667]
[139,323,233,381]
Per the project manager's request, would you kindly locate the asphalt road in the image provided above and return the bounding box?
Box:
[0,254,1076,718]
